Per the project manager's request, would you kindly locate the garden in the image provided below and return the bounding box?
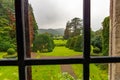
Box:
[0,1,109,79]
[0,39,108,80]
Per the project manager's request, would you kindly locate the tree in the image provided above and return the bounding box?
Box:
[64,17,83,39]
[64,21,71,39]
[102,16,109,56]
[70,17,83,36]
[33,34,54,52]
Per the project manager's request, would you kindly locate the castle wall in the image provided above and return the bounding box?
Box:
[109,0,120,80]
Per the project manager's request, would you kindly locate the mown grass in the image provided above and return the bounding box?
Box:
[32,65,61,80]
[0,66,18,80]
[36,46,82,57]
[0,64,108,80]
[0,46,108,80]
[54,40,67,46]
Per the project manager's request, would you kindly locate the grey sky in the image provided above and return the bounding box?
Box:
[29,0,110,31]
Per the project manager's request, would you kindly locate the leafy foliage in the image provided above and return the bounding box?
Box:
[29,5,38,40]
[74,35,83,52]
[64,17,83,39]
[0,1,16,52]
[7,48,15,55]
[57,72,75,80]
[0,1,38,52]
[66,35,83,52]
[0,26,16,51]
[102,16,109,56]
[33,34,54,52]
[93,47,101,53]
[91,29,102,52]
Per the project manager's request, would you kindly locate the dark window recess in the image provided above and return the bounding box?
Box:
[0,0,120,80]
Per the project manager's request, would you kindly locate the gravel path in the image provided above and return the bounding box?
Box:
[61,64,77,78]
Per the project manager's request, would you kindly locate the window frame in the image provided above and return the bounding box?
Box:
[0,0,120,80]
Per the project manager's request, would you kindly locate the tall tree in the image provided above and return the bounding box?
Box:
[70,17,83,36]
[64,17,83,39]
[64,21,71,39]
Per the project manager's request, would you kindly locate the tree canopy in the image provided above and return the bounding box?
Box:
[64,17,83,39]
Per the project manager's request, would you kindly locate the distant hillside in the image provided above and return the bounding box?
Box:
[38,28,64,36]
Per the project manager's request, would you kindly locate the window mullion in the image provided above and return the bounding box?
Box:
[15,0,26,80]
[83,0,91,80]
[24,0,32,80]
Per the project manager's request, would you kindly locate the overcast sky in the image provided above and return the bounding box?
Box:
[29,0,110,31]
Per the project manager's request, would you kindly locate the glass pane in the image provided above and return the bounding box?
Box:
[28,0,83,58]
[90,64,108,80]
[91,0,110,56]
[0,66,18,80]
[0,0,17,60]
[27,64,83,80]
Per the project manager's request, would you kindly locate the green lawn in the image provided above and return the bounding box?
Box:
[0,46,108,80]
[54,40,67,46]
[0,66,18,80]
[32,65,61,80]
[72,64,108,80]
[36,46,82,57]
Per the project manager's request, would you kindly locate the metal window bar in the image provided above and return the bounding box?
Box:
[0,0,120,80]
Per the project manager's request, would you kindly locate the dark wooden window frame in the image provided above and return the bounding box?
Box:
[0,0,120,80]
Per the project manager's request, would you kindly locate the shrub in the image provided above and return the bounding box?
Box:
[66,35,83,52]
[91,35,102,52]
[32,34,54,52]
[0,42,11,52]
[57,72,75,80]
[7,48,16,55]
[0,40,16,52]
[93,47,101,53]
[66,37,77,49]
[66,38,72,48]
[74,35,83,52]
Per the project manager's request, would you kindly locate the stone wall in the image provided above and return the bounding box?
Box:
[109,0,120,80]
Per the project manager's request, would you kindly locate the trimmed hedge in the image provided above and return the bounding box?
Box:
[66,35,83,52]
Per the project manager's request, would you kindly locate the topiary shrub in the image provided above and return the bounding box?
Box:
[93,47,100,53]
[7,48,16,55]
